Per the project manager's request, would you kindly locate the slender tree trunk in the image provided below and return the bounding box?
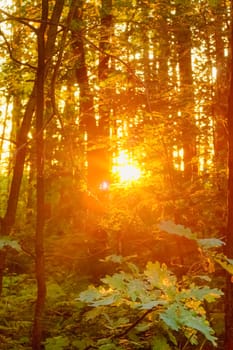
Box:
[214,0,228,188]
[32,1,48,348]
[71,0,96,139]
[71,0,97,190]
[93,0,113,188]
[174,1,196,182]
[225,3,233,348]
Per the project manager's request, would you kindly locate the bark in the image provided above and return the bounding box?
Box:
[71,0,96,139]
[224,3,233,349]
[71,0,98,189]
[31,1,48,348]
[214,0,228,185]
[92,0,113,188]
[174,1,196,182]
[98,0,112,126]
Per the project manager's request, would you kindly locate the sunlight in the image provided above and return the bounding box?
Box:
[112,150,141,184]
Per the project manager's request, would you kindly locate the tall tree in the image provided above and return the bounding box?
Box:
[174,0,196,182]
[213,0,229,186]
[31,0,48,348]
[71,0,97,189]
[225,2,233,348]
[95,0,113,188]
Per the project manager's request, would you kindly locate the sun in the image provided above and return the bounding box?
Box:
[112,150,141,184]
[115,164,141,182]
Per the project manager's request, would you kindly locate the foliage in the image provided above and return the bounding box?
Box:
[0,237,21,252]
[78,256,223,349]
[0,0,232,349]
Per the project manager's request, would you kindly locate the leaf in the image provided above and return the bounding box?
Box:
[160,303,180,331]
[0,237,21,252]
[47,282,65,299]
[145,261,177,291]
[214,254,233,274]
[135,322,151,332]
[45,336,69,350]
[71,339,93,350]
[79,286,102,303]
[139,300,165,310]
[102,255,124,264]
[90,294,118,306]
[197,238,225,249]
[161,302,218,346]
[182,314,217,345]
[151,335,172,350]
[159,221,195,239]
[97,338,123,349]
[111,317,130,328]
[84,306,105,321]
[181,285,223,303]
[101,272,129,290]
[127,278,145,302]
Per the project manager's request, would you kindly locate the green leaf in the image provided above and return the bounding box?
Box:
[84,306,105,321]
[90,293,119,306]
[79,286,102,303]
[151,335,172,350]
[145,261,177,291]
[71,339,93,350]
[0,237,21,252]
[135,322,151,332]
[127,278,145,302]
[181,285,223,303]
[45,336,69,350]
[159,221,195,239]
[111,316,130,328]
[160,303,181,331]
[47,282,65,299]
[101,273,128,290]
[97,339,123,349]
[197,238,225,249]
[184,315,217,345]
[214,254,233,274]
[161,302,217,346]
[139,300,165,310]
[102,255,124,264]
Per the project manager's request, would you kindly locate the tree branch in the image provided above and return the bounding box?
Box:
[0,29,37,70]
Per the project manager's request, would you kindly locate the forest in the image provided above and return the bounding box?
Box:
[0,0,233,349]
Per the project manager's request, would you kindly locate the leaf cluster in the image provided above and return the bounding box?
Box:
[78,255,223,349]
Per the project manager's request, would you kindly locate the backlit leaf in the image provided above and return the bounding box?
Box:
[197,238,225,249]
[0,237,21,252]
[159,220,195,239]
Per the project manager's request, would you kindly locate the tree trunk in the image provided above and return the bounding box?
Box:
[213,0,229,188]
[31,1,48,348]
[224,3,233,349]
[174,1,196,182]
[71,0,98,190]
[71,0,96,139]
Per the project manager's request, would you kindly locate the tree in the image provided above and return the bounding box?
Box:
[31,1,47,348]
[0,1,233,348]
[225,2,233,348]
